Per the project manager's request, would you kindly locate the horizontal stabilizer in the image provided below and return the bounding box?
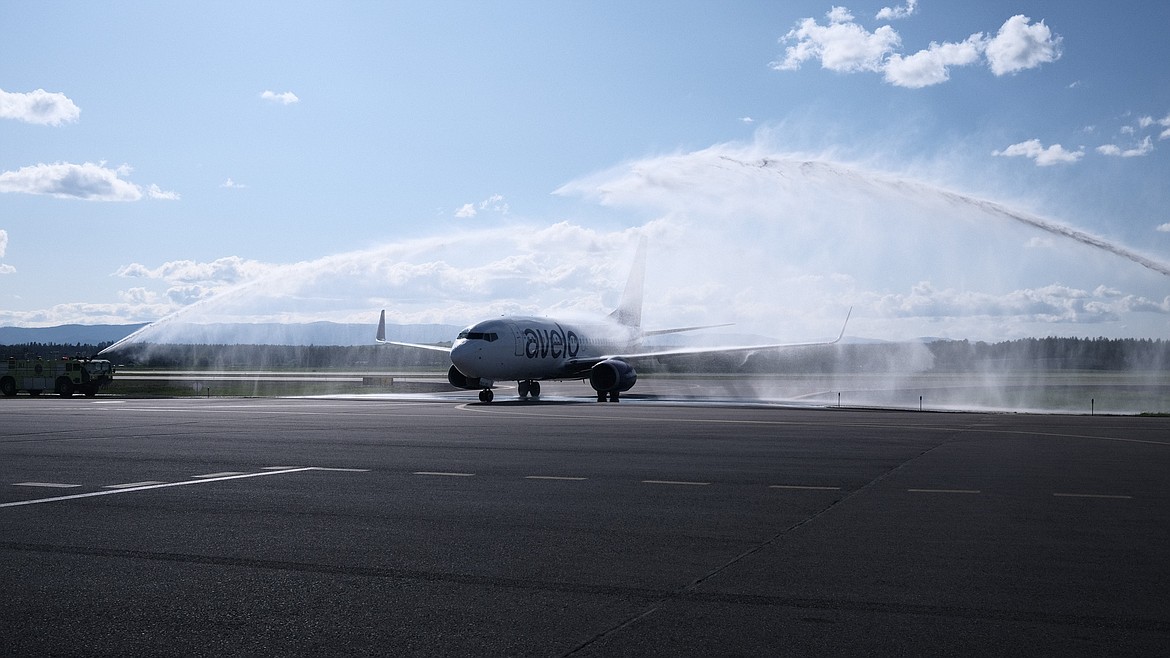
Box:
[375,310,453,353]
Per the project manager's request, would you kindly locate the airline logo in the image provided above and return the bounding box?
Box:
[523,325,580,359]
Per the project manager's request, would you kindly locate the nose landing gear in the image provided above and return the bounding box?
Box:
[478,389,494,403]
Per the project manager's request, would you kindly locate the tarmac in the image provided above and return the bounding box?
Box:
[2,394,1168,655]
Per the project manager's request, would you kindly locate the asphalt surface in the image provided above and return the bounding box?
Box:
[2,396,1168,656]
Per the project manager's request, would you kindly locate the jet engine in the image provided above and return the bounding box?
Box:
[447,365,484,390]
[589,359,637,393]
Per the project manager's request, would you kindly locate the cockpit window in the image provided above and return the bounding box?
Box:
[459,331,499,342]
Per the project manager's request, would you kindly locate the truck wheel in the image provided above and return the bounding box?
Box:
[56,377,75,398]
[0,377,15,397]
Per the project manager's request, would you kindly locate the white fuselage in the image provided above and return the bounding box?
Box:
[449,316,640,382]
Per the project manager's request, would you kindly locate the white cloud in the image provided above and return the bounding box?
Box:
[984,15,1062,76]
[1157,223,1170,233]
[221,178,248,189]
[1126,113,1170,139]
[0,88,80,126]
[146,183,180,200]
[876,0,917,21]
[884,35,985,88]
[1149,113,1170,140]
[261,90,299,105]
[739,116,754,124]
[0,229,11,275]
[478,193,509,213]
[774,8,1061,88]
[116,256,274,286]
[1096,136,1154,158]
[993,139,1083,166]
[772,9,900,73]
[455,194,509,219]
[0,162,179,202]
[0,162,150,201]
[874,282,1168,323]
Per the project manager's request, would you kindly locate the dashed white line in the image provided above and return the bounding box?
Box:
[413,471,475,477]
[13,482,81,489]
[642,480,710,486]
[525,476,587,481]
[193,472,247,478]
[104,481,166,489]
[1053,492,1132,500]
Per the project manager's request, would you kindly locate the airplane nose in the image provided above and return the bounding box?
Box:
[450,341,479,377]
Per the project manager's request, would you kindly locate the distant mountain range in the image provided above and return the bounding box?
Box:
[0,322,461,347]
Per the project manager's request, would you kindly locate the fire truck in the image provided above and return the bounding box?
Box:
[1,356,116,398]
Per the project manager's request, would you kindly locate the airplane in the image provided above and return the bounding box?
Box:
[376,238,851,403]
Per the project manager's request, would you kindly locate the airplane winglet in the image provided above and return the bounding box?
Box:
[376,310,387,343]
[833,306,853,344]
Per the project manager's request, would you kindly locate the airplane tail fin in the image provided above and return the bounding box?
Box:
[608,236,647,329]
[376,310,387,343]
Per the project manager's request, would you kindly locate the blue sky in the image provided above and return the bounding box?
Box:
[2,1,1169,341]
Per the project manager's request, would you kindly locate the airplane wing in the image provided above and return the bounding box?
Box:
[642,323,734,337]
[588,308,852,365]
[376,310,453,353]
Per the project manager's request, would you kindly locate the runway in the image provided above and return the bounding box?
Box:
[2,396,1169,655]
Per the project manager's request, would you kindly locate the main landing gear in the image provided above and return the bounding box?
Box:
[596,391,620,403]
[477,381,540,404]
[518,380,540,400]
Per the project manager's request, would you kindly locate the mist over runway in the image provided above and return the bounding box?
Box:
[101,143,1170,356]
[3,397,1168,655]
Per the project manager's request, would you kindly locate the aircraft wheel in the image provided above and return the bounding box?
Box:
[529,381,540,398]
[609,391,620,403]
[479,389,494,403]
[597,391,606,403]
[518,381,530,398]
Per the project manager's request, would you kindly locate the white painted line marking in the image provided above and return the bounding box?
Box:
[1053,493,1132,500]
[413,471,474,477]
[262,466,299,470]
[193,472,247,478]
[770,485,841,491]
[0,467,358,509]
[104,481,166,489]
[313,468,371,472]
[642,480,710,486]
[907,488,981,494]
[13,482,81,489]
[525,476,587,481]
